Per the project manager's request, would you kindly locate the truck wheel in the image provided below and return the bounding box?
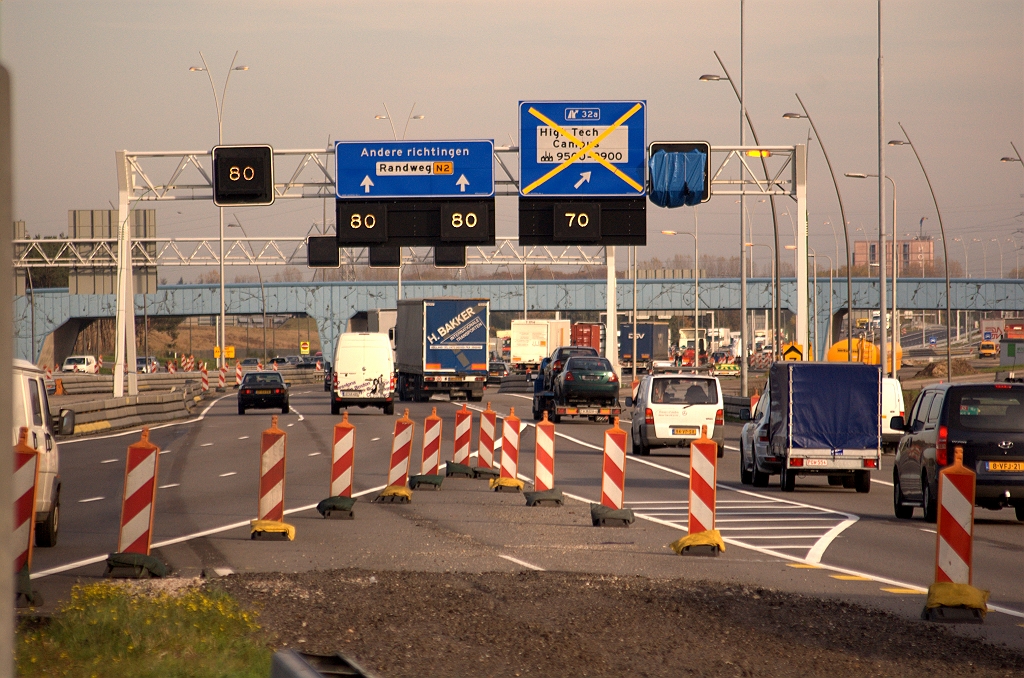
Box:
[841,475,856,489]
[739,443,753,485]
[331,400,340,415]
[35,490,58,548]
[238,405,246,415]
[827,475,842,486]
[532,409,542,421]
[552,412,561,424]
[1015,504,1024,522]
[383,402,395,415]
[780,465,796,492]
[893,474,913,519]
[752,468,769,488]
[854,470,871,493]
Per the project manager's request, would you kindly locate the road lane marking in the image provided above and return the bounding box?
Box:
[831,575,873,581]
[78,497,104,503]
[31,483,389,580]
[100,459,118,464]
[371,437,380,442]
[787,564,821,569]
[881,587,926,595]
[920,528,937,534]
[219,472,237,477]
[239,436,249,440]
[159,483,180,489]
[499,554,545,571]
[159,450,171,455]
[201,443,213,447]
[287,424,294,427]
[308,452,321,457]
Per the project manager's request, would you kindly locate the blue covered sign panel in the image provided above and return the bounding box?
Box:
[518,101,646,197]
[335,140,494,199]
[648,142,711,207]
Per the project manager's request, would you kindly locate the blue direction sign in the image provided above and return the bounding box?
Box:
[519,100,646,197]
[335,140,494,199]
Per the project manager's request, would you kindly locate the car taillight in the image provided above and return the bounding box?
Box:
[645,408,654,425]
[609,373,618,383]
[863,459,878,468]
[242,389,251,395]
[333,373,339,387]
[564,372,574,381]
[995,383,1011,390]
[790,458,804,467]
[715,409,724,426]
[758,431,769,443]
[936,425,948,466]
[391,375,396,391]
[274,388,282,394]
[553,360,562,372]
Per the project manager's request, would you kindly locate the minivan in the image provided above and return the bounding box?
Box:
[628,373,725,456]
[890,382,1024,522]
[331,333,395,415]
[14,360,75,546]
[880,378,906,453]
[61,355,98,374]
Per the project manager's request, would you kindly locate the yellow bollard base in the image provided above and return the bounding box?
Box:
[922,582,989,623]
[250,519,295,541]
[489,476,525,492]
[376,485,413,503]
[670,530,726,556]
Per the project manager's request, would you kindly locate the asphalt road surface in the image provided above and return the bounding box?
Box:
[30,385,1024,650]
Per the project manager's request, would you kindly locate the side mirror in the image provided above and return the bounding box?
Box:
[58,409,76,436]
[889,415,906,432]
[625,396,634,408]
[388,328,395,341]
[739,407,751,421]
[285,382,292,387]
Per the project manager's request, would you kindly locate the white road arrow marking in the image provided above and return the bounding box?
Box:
[361,176,374,193]
[574,171,592,189]
[456,174,470,192]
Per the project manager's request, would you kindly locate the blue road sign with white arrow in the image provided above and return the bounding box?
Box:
[335,140,494,199]
[518,100,646,198]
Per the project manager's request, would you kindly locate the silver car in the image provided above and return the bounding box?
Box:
[739,386,776,487]
[628,374,725,456]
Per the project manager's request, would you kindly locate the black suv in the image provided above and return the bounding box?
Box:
[890,383,1024,522]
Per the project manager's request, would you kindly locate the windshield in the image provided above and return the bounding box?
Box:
[64,357,86,365]
[651,378,718,405]
[949,389,1024,432]
[243,373,284,386]
[566,358,611,372]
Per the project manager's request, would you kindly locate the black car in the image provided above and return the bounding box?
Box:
[891,382,1024,522]
[488,361,510,385]
[542,345,600,390]
[238,371,290,415]
[323,361,333,392]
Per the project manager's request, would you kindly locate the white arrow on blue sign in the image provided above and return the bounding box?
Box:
[335,140,494,199]
[518,100,646,198]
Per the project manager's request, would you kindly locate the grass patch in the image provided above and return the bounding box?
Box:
[17,581,270,678]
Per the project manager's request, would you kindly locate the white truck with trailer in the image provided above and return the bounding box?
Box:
[510,319,571,373]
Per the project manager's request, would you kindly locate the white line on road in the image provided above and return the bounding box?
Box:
[100,459,118,464]
[308,452,321,457]
[239,436,249,440]
[219,472,237,477]
[371,437,380,442]
[31,483,388,580]
[201,443,213,447]
[287,424,294,427]
[159,450,171,455]
[499,554,545,571]
[159,483,180,489]
[78,497,104,503]
[920,528,937,534]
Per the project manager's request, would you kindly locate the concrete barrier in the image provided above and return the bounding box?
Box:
[49,386,203,436]
[50,367,325,395]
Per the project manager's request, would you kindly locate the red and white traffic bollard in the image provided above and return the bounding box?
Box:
[44,366,52,381]
[201,364,209,392]
[669,426,724,556]
[250,415,294,540]
[218,364,227,390]
[97,355,103,372]
[272,361,279,372]
[923,446,987,621]
[420,407,442,476]
[13,428,40,604]
[533,411,556,492]
[167,360,176,374]
[453,403,472,465]
[591,417,634,526]
[104,429,168,577]
[379,409,414,502]
[492,407,523,492]
[316,412,357,519]
[315,360,323,372]
[477,403,497,472]
[235,361,243,387]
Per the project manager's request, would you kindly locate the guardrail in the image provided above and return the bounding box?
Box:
[50,388,203,436]
[50,367,326,395]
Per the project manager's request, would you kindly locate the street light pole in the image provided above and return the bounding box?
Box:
[191,51,248,370]
[889,122,952,381]
[877,0,888,380]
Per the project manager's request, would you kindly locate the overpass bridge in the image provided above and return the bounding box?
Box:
[17,278,1024,364]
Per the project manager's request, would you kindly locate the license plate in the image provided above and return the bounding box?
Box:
[579,408,599,415]
[342,391,361,397]
[671,427,698,436]
[805,458,829,467]
[451,391,465,398]
[581,375,599,381]
[256,390,271,395]
[987,461,1024,472]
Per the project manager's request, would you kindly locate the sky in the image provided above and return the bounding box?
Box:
[2,0,1023,277]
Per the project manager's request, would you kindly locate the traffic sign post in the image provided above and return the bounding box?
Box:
[518,101,646,245]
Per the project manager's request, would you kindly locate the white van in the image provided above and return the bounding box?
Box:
[331,333,395,415]
[61,355,98,374]
[14,360,75,547]
[881,377,906,453]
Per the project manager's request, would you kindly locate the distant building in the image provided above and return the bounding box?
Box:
[67,209,157,294]
[853,237,934,274]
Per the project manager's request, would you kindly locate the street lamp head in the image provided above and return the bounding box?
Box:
[844,172,869,179]
[784,245,797,250]
[888,139,908,146]
[661,230,677,236]
[233,66,249,71]
[1001,156,1021,163]
[698,74,726,82]
[189,66,206,72]
[781,112,806,119]
[374,115,389,120]
[411,115,425,120]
